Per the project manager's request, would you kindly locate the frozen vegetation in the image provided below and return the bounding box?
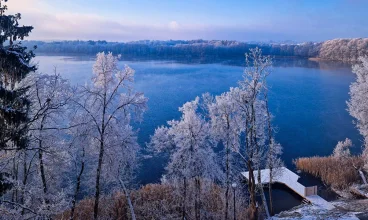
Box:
[1,0,368,219]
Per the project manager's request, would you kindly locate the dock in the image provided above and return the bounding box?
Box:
[241,167,334,210]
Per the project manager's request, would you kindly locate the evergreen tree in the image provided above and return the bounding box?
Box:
[0,0,36,150]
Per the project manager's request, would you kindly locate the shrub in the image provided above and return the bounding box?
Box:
[56,179,249,219]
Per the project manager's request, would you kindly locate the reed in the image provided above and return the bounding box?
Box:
[295,156,364,189]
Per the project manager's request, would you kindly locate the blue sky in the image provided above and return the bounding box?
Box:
[8,0,368,42]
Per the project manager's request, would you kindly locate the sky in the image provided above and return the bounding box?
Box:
[7,0,368,42]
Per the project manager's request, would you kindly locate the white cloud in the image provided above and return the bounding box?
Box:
[168,21,179,31]
[7,0,265,41]
[6,0,203,41]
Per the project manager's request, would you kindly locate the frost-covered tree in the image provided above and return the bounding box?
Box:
[207,91,242,220]
[229,48,273,219]
[201,49,277,219]
[26,72,72,194]
[0,72,72,219]
[319,38,368,62]
[25,72,71,216]
[266,138,283,215]
[333,138,353,158]
[348,56,368,158]
[262,74,283,216]
[67,111,89,220]
[72,52,147,219]
[150,97,223,220]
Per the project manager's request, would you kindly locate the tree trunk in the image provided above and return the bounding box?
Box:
[257,167,270,218]
[38,117,48,195]
[38,148,47,194]
[94,89,108,219]
[119,178,136,220]
[269,167,274,216]
[359,169,368,184]
[21,150,28,215]
[12,155,19,203]
[199,179,201,220]
[225,145,230,220]
[265,94,274,216]
[94,139,104,219]
[182,177,187,220]
[195,177,201,220]
[70,148,85,220]
[247,162,257,220]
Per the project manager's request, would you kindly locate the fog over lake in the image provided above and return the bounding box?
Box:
[34,55,361,184]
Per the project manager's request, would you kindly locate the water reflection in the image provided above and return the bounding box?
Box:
[36,53,353,70]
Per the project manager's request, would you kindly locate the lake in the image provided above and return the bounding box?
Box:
[34,55,362,186]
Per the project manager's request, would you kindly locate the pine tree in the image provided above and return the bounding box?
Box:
[0,0,36,151]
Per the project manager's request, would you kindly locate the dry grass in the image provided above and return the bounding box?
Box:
[56,180,250,220]
[295,156,364,189]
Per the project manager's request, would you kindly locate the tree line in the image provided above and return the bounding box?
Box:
[22,38,368,62]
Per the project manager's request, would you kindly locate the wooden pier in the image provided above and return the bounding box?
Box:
[241,167,334,210]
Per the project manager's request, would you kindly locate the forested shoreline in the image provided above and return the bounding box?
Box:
[23,38,368,62]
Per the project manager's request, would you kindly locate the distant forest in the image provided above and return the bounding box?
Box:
[23,38,368,62]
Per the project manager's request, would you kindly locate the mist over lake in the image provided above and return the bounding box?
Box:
[34,55,361,184]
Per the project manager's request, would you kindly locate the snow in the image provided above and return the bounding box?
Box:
[272,200,362,220]
[241,167,305,197]
[306,195,335,210]
[7,49,32,68]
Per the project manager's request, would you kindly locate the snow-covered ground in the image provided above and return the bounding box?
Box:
[305,195,335,210]
[273,199,368,220]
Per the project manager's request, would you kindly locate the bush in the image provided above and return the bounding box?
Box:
[56,179,250,219]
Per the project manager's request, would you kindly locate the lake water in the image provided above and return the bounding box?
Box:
[34,55,362,187]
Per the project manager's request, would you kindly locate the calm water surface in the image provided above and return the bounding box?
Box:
[34,55,362,186]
